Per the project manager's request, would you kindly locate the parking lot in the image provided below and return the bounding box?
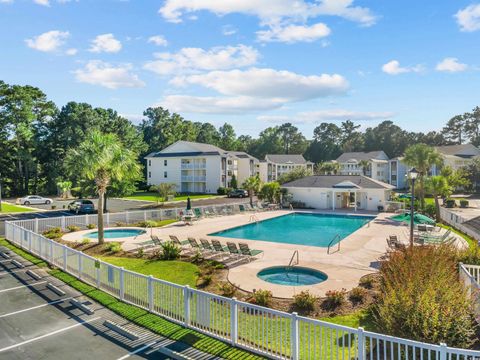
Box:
[0,246,219,360]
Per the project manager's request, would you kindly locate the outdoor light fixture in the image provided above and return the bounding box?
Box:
[408,168,419,247]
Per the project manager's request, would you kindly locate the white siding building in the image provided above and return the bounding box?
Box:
[145,141,257,193]
[282,175,394,212]
[335,151,389,183]
[258,154,314,183]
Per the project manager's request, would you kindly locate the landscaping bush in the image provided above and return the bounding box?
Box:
[372,245,475,347]
[322,289,346,310]
[136,248,145,258]
[218,282,237,298]
[67,225,81,232]
[460,199,469,208]
[115,222,127,227]
[136,220,158,228]
[217,187,232,195]
[423,203,436,218]
[457,244,480,266]
[445,198,456,208]
[292,291,317,314]
[159,241,181,260]
[106,242,122,253]
[42,227,63,239]
[359,276,376,289]
[86,223,96,229]
[249,289,273,307]
[81,238,91,245]
[196,275,212,288]
[348,287,368,304]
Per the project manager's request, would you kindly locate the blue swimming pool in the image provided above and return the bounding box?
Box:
[258,266,328,286]
[84,228,145,239]
[209,213,375,247]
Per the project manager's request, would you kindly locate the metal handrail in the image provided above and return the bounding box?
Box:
[327,234,341,254]
[288,250,299,267]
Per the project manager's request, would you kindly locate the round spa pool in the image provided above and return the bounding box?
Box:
[257,266,328,286]
[84,228,146,239]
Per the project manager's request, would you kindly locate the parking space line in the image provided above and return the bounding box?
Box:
[0,268,30,276]
[115,340,159,360]
[0,297,72,318]
[0,316,101,353]
[0,281,47,294]
[34,213,49,218]
[0,259,11,263]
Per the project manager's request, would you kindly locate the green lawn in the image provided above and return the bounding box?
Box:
[100,256,199,288]
[124,192,219,202]
[0,202,37,214]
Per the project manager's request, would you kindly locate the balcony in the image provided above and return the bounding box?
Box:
[181,163,206,170]
[181,175,206,182]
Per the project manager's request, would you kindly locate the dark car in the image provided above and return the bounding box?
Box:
[68,199,95,214]
[228,189,249,198]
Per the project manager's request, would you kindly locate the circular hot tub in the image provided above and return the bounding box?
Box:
[84,228,145,240]
[257,266,328,286]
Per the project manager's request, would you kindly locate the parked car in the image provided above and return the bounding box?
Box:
[16,195,53,205]
[228,189,249,198]
[68,199,95,214]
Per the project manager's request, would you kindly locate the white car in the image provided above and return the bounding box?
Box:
[16,195,53,205]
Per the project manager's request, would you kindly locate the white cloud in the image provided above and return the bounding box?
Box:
[382,60,423,75]
[25,30,69,52]
[159,95,283,114]
[455,4,480,32]
[222,25,237,36]
[65,48,78,56]
[436,57,468,73]
[257,22,330,43]
[148,35,168,46]
[0,0,14,3]
[33,0,49,5]
[171,68,349,101]
[144,44,259,75]
[74,60,145,89]
[258,109,394,124]
[89,33,122,53]
[159,0,377,26]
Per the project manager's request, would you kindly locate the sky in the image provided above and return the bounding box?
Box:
[1,0,480,138]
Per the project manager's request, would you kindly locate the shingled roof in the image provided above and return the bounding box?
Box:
[336,151,387,162]
[282,175,395,189]
[265,154,310,164]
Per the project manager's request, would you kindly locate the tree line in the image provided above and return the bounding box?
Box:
[1,80,479,197]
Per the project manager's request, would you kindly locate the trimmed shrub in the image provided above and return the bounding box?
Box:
[42,227,63,239]
[115,222,127,227]
[372,245,475,347]
[349,287,368,304]
[423,203,436,218]
[250,289,273,307]
[457,244,480,266]
[217,187,232,195]
[86,223,96,229]
[445,198,456,208]
[323,289,346,310]
[81,238,91,245]
[136,220,158,228]
[359,276,376,289]
[159,241,181,260]
[196,275,212,288]
[292,291,317,314]
[218,282,237,298]
[460,199,469,208]
[106,242,122,253]
[67,225,80,232]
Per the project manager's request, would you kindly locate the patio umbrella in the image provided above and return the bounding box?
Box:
[186,197,192,211]
[390,212,435,225]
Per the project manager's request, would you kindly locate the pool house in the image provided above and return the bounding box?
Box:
[282,175,395,211]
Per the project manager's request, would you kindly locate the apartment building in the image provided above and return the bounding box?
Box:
[145,141,258,193]
[257,154,314,183]
[335,151,390,183]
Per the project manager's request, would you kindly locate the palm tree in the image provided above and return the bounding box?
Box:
[66,131,141,244]
[316,162,340,175]
[358,160,370,176]
[152,183,176,204]
[242,175,262,206]
[403,144,443,209]
[425,175,451,222]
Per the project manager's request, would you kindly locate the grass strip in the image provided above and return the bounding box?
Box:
[0,238,263,360]
[437,223,477,248]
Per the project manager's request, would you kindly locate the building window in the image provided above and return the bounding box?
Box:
[148,160,151,166]
[148,172,151,178]
[164,171,167,178]
[164,160,167,166]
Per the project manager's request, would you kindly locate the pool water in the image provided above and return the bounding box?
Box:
[84,228,145,239]
[258,266,328,286]
[209,213,374,247]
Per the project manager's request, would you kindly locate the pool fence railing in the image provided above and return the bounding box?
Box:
[4,205,480,360]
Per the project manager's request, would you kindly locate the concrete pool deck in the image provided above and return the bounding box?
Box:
[62,210,467,298]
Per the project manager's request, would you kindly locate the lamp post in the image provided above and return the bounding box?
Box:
[409,168,419,248]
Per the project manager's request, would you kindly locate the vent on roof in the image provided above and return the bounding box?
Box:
[333,180,360,189]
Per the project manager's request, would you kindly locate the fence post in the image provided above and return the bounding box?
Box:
[119,267,125,300]
[439,343,447,360]
[63,245,68,271]
[357,327,365,360]
[184,285,191,327]
[144,211,147,222]
[61,216,66,230]
[291,312,299,360]
[85,213,89,227]
[230,297,238,346]
[50,240,54,263]
[148,275,154,312]
[28,231,32,252]
[125,212,129,225]
[96,265,101,288]
[34,218,39,233]
[78,253,82,279]
[106,212,110,227]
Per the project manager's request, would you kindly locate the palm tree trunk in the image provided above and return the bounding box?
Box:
[97,189,105,245]
[249,191,253,206]
[434,194,440,222]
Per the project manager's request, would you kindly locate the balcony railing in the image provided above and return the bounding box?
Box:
[181,175,206,182]
[181,163,206,170]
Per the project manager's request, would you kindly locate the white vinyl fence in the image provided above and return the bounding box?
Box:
[440,208,480,243]
[5,212,480,359]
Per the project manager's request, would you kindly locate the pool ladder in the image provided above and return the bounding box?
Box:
[327,234,341,254]
[288,250,299,267]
